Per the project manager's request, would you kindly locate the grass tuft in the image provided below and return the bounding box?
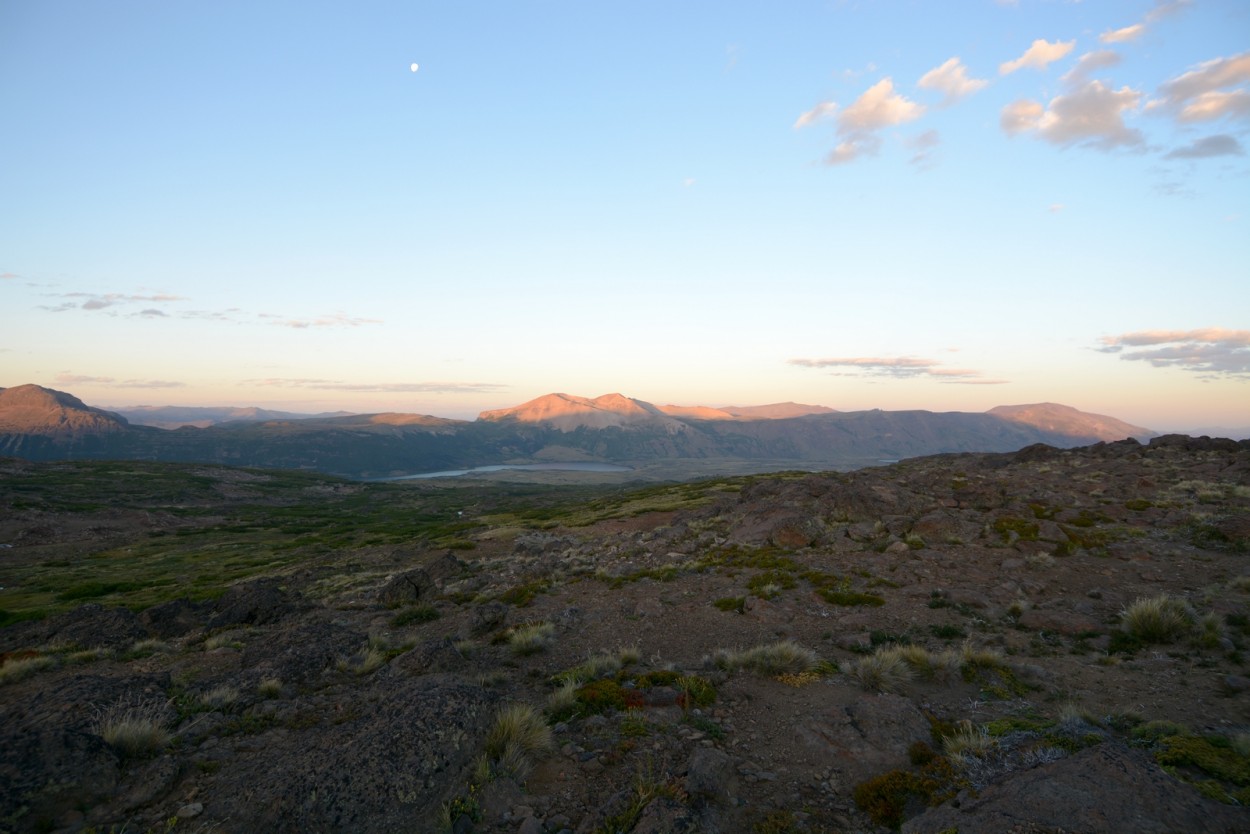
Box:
[485,703,552,781]
[710,640,821,676]
[0,654,56,685]
[851,646,916,693]
[1120,594,1195,644]
[508,622,555,656]
[93,694,172,759]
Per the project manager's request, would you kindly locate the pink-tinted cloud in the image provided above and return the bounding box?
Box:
[1000,39,1074,75]
[789,356,1006,384]
[917,57,988,105]
[1062,51,1122,86]
[1098,328,1250,377]
[54,372,185,388]
[245,378,504,394]
[272,313,383,329]
[1000,81,1143,149]
[1149,52,1250,123]
[796,78,924,166]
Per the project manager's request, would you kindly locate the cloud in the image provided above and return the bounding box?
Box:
[789,356,1006,384]
[1000,81,1144,149]
[1062,50,1122,86]
[999,39,1075,75]
[41,291,187,312]
[907,130,941,168]
[1097,328,1250,378]
[1048,203,1065,213]
[840,78,925,131]
[1149,52,1250,122]
[245,378,507,394]
[0,272,18,280]
[136,308,170,318]
[271,313,383,329]
[1001,99,1045,135]
[917,57,988,105]
[793,101,837,129]
[796,78,923,166]
[54,372,185,388]
[1163,134,1245,160]
[1100,24,1144,44]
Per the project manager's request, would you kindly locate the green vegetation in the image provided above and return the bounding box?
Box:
[390,604,440,627]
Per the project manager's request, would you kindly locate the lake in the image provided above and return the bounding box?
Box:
[376,462,633,481]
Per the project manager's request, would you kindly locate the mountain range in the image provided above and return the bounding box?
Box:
[0,384,1156,479]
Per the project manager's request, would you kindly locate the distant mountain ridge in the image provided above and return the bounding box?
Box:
[0,384,1158,478]
[108,405,355,429]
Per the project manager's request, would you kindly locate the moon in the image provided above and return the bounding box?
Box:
[409,63,419,72]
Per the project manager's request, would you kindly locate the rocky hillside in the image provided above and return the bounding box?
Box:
[0,385,1156,478]
[1,435,1247,833]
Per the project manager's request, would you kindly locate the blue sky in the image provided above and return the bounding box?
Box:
[2,0,1247,431]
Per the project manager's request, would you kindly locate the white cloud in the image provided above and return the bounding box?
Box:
[1098,328,1250,378]
[1163,134,1245,160]
[1000,39,1075,75]
[1149,52,1250,122]
[1062,50,1122,86]
[1000,81,1144,149]
[1100,24,1144,44]
[917,57,988,105]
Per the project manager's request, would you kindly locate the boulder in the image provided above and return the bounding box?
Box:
[903,743,1249,834]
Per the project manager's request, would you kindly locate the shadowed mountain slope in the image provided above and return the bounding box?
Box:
[0,385,1157,478]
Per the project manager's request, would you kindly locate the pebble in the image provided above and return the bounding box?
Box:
[176,803,203,819]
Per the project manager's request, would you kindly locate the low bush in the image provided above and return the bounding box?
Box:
[1120,594,1195,644]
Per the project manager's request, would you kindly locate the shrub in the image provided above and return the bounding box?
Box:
[1120,594,1195,644]
[93,695,172,759]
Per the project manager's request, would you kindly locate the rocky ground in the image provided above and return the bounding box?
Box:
[2,435,1249,833]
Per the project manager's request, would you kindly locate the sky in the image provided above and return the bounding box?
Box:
[1,0,1247,432]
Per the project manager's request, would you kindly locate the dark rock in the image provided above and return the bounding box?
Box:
[794,694,931,786]
[208,580,304,630]
[632,795,700,833]
[140,598,209,639]
[468,601,508,636]
[685,747,737,806]
[392,637,463,676]
[239,619,363,687]
[0,603,147,652]
[378,567,432,607]
[902,743,1250,834]
[205,674,497,834]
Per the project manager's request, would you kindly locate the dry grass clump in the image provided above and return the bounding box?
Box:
[709,640,821,676]
[93,694,172,759]
[1120,594,1195,644]
[553,647,639,685]
[257,677,283,698]
[944,720,996,758]
[546,679,580,717]
[508,622,555,656]
[201,685,239,710]
[0,654,56,685]
[851,647,916,693]
[484,703,553,781]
